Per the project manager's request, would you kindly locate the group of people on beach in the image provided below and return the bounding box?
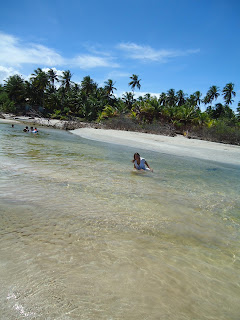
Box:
[23,126,38,133]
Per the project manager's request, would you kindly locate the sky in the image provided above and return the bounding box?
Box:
[0,0,240,110]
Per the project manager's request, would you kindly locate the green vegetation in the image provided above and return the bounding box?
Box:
[0,69,239,144]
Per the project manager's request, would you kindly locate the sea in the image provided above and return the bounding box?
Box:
[0,121,240,320]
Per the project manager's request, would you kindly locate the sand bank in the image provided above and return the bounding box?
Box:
[0,118,20,124]
[71,128,240,165]
[0,116,67,128]
[1,116,239,165]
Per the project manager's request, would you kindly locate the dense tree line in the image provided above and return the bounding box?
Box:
[0,68,240,143]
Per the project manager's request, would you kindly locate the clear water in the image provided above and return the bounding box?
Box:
[0,122,240,320]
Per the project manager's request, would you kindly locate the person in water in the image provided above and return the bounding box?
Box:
[132,153,153,172]
[23,126,29,132]
[28,126,38,133]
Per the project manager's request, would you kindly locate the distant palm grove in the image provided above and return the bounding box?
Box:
[0,68,240,144]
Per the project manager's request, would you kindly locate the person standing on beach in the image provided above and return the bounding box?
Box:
[132,153,153,172]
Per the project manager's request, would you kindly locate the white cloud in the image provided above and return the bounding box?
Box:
[0,66,21,83]
[71,55,119,69]
[0,32,64,67]
[0,32,118,70]
[107,71,130,79]
[117,90,161,99]
[42,67,64,77]
[82,43,113,57]
[134,91,161,99]
[39,67,65,88]
[118,42,200,62]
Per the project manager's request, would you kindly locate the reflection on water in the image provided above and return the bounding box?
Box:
[0,122,240,320]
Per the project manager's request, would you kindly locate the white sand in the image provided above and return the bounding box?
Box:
[0,116,67,128]
[1,116,239,165]
[0,118,20,124]
[71,128,240,165]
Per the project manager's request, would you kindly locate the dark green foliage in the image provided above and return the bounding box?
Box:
[128,74,141,93]
[222,83,236,105]
[203,85,220,105]
[0,70,239,144]
[0,87,12,112]
[191,121,240,145]
[236,103,240,121]
[4,75,26,113]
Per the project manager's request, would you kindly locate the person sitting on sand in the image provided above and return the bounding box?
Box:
[132,153,153,172]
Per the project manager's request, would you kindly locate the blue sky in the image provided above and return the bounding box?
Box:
[0,0,239,110]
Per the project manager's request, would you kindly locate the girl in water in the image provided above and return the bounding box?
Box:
[132,153,153,172]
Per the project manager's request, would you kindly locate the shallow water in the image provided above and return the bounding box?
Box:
[0,122,240,320]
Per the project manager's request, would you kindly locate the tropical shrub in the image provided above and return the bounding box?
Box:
[98,105,118,121]
[51,109,62,119]
[190,120,240,145]
[1,69,239,144]
[0,100,16,113]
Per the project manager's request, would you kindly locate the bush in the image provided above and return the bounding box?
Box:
[98,105,118,121]
[101,115,176,136]
[189,120,240,145]
[0,100,16,113]
[51,109,62,119]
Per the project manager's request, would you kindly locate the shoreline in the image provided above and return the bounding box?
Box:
[0,114,71,129]
[70,128,240,166]
[1,115,240,166]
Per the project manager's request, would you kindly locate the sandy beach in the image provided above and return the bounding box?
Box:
[71,127,240,165]
[1,116,240,165]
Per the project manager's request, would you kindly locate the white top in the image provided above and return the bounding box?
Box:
[134,157,146,170]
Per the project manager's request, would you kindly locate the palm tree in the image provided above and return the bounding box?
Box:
[104,79,117,103]
[122,92,135,110]
[45,91,61,114]
[222,82,236,105]
[194,110,210,127]
[176,90,186,106]
[104,79,117,97]
[58,70,73,110]
[47,69,58,92]
[81,76,97,96]
[159,92,167,106]
[60,70,73,92]
[203,85,220,105]
[236,102,240,121]
[30,68,49,108]
[212,103,225,119]
[4,74,26,112]
[128,74,141,93]
[188,91,202,108]
[175,104,196,126]
[166,89,177,107]
[143,93,151,101]
[193,91,202,106]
